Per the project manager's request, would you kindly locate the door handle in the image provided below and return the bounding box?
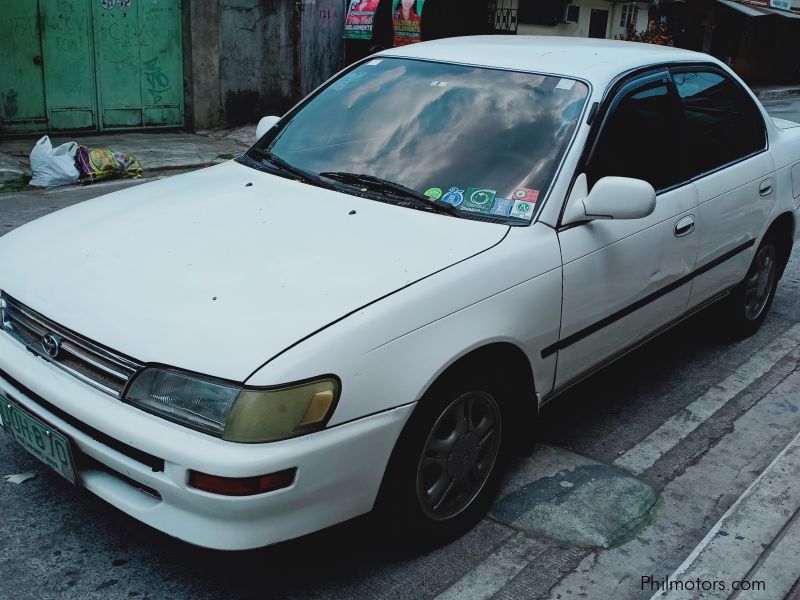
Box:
[674,215,695,237]
[759,179,773,196]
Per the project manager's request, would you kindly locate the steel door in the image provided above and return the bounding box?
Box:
[92,0,183,129]
[0,4,48,133]
[40,0,97,130]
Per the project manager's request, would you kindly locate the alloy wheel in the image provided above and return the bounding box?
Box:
[744,244,776,321]
[416,391,501,521]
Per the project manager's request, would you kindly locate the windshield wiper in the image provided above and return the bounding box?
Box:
[319,172,461,217]
[250,148,332,189]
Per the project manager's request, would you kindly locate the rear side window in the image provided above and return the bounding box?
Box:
[672,69,766,177]
[586,80,685,192]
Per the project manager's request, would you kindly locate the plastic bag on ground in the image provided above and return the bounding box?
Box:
[29,136,80,188]
[76,146,143,183]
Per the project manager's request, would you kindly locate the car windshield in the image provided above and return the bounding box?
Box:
[247,57,589,223]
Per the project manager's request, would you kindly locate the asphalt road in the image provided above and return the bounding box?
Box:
[1,102,800,600]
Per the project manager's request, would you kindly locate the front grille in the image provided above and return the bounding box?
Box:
[0,292,143,398]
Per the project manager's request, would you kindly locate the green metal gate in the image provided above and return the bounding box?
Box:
[0,0,184,133]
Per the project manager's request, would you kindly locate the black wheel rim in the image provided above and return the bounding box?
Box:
[416,391,501,521]
[744,244,776,321]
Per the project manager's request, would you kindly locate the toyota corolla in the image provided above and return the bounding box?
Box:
[1,37,799,550]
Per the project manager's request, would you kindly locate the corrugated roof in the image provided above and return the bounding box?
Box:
[716,0,800,19]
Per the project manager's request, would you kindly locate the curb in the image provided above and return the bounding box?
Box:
[650,431,800,599]
[755,87,800,101]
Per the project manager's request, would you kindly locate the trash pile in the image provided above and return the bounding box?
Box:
[29,135,143,188]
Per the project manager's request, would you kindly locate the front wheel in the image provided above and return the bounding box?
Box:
[376,373,510,547]
[719,236,779,339]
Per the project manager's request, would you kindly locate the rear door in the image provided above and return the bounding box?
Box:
[671,67,776,309]
[553,71,699,388]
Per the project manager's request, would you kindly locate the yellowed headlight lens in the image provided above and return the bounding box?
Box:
[223,379,339,442]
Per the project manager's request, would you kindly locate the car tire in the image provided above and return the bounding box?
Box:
[719,234,780,340]
[376,369,511,548]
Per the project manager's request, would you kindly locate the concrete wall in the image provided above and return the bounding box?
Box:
[183,0,344,130]
[220,0,297,125]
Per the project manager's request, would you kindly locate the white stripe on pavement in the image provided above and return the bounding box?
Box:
[649,431,800,600]
[615,323,800,475]
[434,532,541,600]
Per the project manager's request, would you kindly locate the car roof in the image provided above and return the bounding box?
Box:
[376,36,714,90]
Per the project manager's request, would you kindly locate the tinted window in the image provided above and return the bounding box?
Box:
[673,70,766,176]
[249,58,589,222]
[587,80,685,191]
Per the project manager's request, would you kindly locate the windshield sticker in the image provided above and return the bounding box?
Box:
[510,200,536,220]
[344,0,381,40]
[490,198,514,216]
[461,188,497,214]
[424,187,443,200]
[556,78,577,91]
[430,81,449,87]
[441,187,465,206]
[366,59,383,66]
[511,188,540,204]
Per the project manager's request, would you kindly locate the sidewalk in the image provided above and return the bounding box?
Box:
[0,126,256,184]
[651,432,800,599]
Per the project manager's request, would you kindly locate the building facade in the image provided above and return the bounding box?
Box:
[517,1,651,40]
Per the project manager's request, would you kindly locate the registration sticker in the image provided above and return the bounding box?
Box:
[430,81,449,87]
[461,188,497,214]
[366,59,383,66]
[511,187,540,203]
[510,200,536,220]
[441,187,465,207]
[490,198,514,216]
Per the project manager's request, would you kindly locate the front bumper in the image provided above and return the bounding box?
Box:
[0,332,413,550]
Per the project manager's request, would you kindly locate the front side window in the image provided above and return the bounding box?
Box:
[247,58,589,223]
[672,69,766,177]
[586,79,685,192]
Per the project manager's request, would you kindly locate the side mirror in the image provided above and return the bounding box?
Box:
[562,174,656,225]
[256,115,280,139]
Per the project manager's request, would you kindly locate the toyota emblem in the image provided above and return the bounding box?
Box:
[41,333,61,358]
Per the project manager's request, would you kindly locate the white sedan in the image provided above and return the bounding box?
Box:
[1,37,798,550]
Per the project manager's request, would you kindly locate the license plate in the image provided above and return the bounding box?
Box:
[0,394,77,485]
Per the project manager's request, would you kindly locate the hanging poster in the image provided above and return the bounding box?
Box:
[392,0,426,47]
[344,0,381,40]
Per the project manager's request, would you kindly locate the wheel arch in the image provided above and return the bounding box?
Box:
[765,211,795,278]
[414,341,539,457]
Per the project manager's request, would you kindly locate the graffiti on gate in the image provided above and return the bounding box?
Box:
[143,56,170,103]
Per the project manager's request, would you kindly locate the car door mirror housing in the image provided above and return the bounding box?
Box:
[256,115,280,139]
[563,175,656,225]
[584,176,656,220]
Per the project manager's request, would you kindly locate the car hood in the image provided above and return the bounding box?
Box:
[0,161,507,381]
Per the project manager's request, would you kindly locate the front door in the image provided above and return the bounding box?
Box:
[553,71,700,388]
[588,9,609,39]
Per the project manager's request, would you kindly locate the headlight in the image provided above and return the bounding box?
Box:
[124,368,339,442]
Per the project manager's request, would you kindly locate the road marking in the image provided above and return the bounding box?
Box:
[649,431,800,600]
[434,532,542,600]
[615,323,800,475]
